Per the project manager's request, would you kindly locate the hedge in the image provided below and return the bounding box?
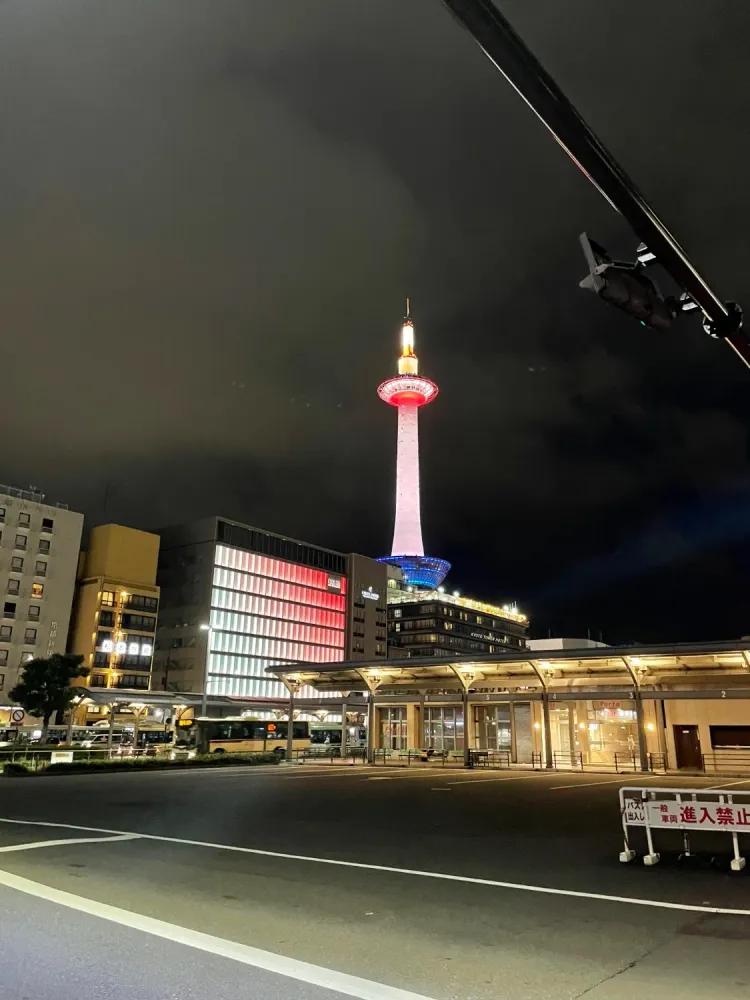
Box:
[2,753,282,776]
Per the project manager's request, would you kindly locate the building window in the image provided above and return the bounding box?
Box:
[125,594,159,613]
[93,652,110,668]
[31,582,44,598]
[41,517,54,533]
[38,539,50,554]
[0,626,12,641]
[101,591,115,607]
[34,561,47,576]
[11,557,23,572]
[27,606,40,622]
[91,673,107,687]
[18,512,30,527]
[99,610,115,627]
[392,609,402,619]
[24,628,37,644]
[0,650,7,666]
[0,507,5,522]
[170,638,183,649]
[7,579,19,596]
[0,673,3,689]
[115,674,149,690]
[3,602,16,619]
[14,534,27,550]
[122,613,156,631]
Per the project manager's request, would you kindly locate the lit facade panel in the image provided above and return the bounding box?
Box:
[206,671,341,699]
[215,545,346,594]
[210,632,343,663]
[213,567,346,612]
[211,586,345,631]
[210,608,345,649]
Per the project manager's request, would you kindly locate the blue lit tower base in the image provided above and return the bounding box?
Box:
[378,554,451,590]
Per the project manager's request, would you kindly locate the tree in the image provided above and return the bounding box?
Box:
[10,654,90,742]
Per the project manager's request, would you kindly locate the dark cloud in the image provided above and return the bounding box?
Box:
[1,1,750,643]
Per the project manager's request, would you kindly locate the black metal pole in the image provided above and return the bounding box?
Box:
[440,0,748,364]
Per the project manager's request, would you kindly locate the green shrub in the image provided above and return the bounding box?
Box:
[2,762,30,777]
[43,752,281,775]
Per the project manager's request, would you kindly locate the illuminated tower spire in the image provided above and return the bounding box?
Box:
[377,304,450,589]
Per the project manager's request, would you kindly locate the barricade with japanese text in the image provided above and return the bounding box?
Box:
[619,786,750,871]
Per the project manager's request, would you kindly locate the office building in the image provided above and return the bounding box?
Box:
[377,304,450,589]
[152,517,387,698]
[69,524,160,691]
[388,587,528,657]
[0,485,83,700]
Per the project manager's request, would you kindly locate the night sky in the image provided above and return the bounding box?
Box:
[2,1,750,645]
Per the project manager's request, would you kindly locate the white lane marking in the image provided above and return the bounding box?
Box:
[0,833,139,853]
[707,778,750,789]
[2,817,750,917]
[0,869,436,1000]
[446,773,546,787]
[550,776,659,790]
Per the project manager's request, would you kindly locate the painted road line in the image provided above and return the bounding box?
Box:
[707,778,750,789]
[549,776,665,791]
[446,773,547,786]
[0,833,139,853]
[2,816,750,918]
[0,869,437,1000]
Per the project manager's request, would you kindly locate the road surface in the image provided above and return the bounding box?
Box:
[1,763,750,999]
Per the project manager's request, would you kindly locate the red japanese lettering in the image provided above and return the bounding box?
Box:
[699,807,715,825]
[735,808,750,826]
[661,814,671,824]
[680,805,697,824]
[716,807,735,826]
[669,815,678,825]
[659,803,669,813]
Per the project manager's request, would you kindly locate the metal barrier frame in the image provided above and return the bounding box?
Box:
[619,785,750,871]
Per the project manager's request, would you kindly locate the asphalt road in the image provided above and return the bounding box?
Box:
[1,763,750,999]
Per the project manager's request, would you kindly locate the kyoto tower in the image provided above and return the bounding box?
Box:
[377,303,450,589]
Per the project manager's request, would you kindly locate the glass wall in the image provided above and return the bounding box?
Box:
[424,705,464,751]
[379,706,408,750]
[474,705,512,750]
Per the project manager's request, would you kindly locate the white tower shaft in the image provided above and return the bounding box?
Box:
[391,403,424,556]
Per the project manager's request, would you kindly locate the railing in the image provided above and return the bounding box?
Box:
[648,752,669,772]
[702,749,750,774]
[291,746,367,764]
[468,749,511,769]
[553,751,585,770]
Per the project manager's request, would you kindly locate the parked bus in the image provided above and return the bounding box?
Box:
[195,718,311,755]
[310,723,367,748]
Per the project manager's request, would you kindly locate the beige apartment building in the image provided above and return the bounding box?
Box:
[0,485,84,710]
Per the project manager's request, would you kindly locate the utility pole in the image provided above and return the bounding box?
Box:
[439,0,748,365]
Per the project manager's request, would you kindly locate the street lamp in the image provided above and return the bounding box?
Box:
[199,623,212,718]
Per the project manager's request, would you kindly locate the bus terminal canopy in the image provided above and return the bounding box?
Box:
[266,640,750,700]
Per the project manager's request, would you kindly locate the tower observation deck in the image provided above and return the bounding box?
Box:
[377,304,450,590]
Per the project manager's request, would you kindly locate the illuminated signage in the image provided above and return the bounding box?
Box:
[327,577,342,591]
[177,719,194,728]
[361,587,379,601]
[267,723,277,732]
[99,640,153,657]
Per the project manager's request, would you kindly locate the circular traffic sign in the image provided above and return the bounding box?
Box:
[10,708,25,724]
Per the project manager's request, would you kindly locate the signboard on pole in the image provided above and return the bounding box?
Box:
[10,708,25,725]
[648,800,750,830]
